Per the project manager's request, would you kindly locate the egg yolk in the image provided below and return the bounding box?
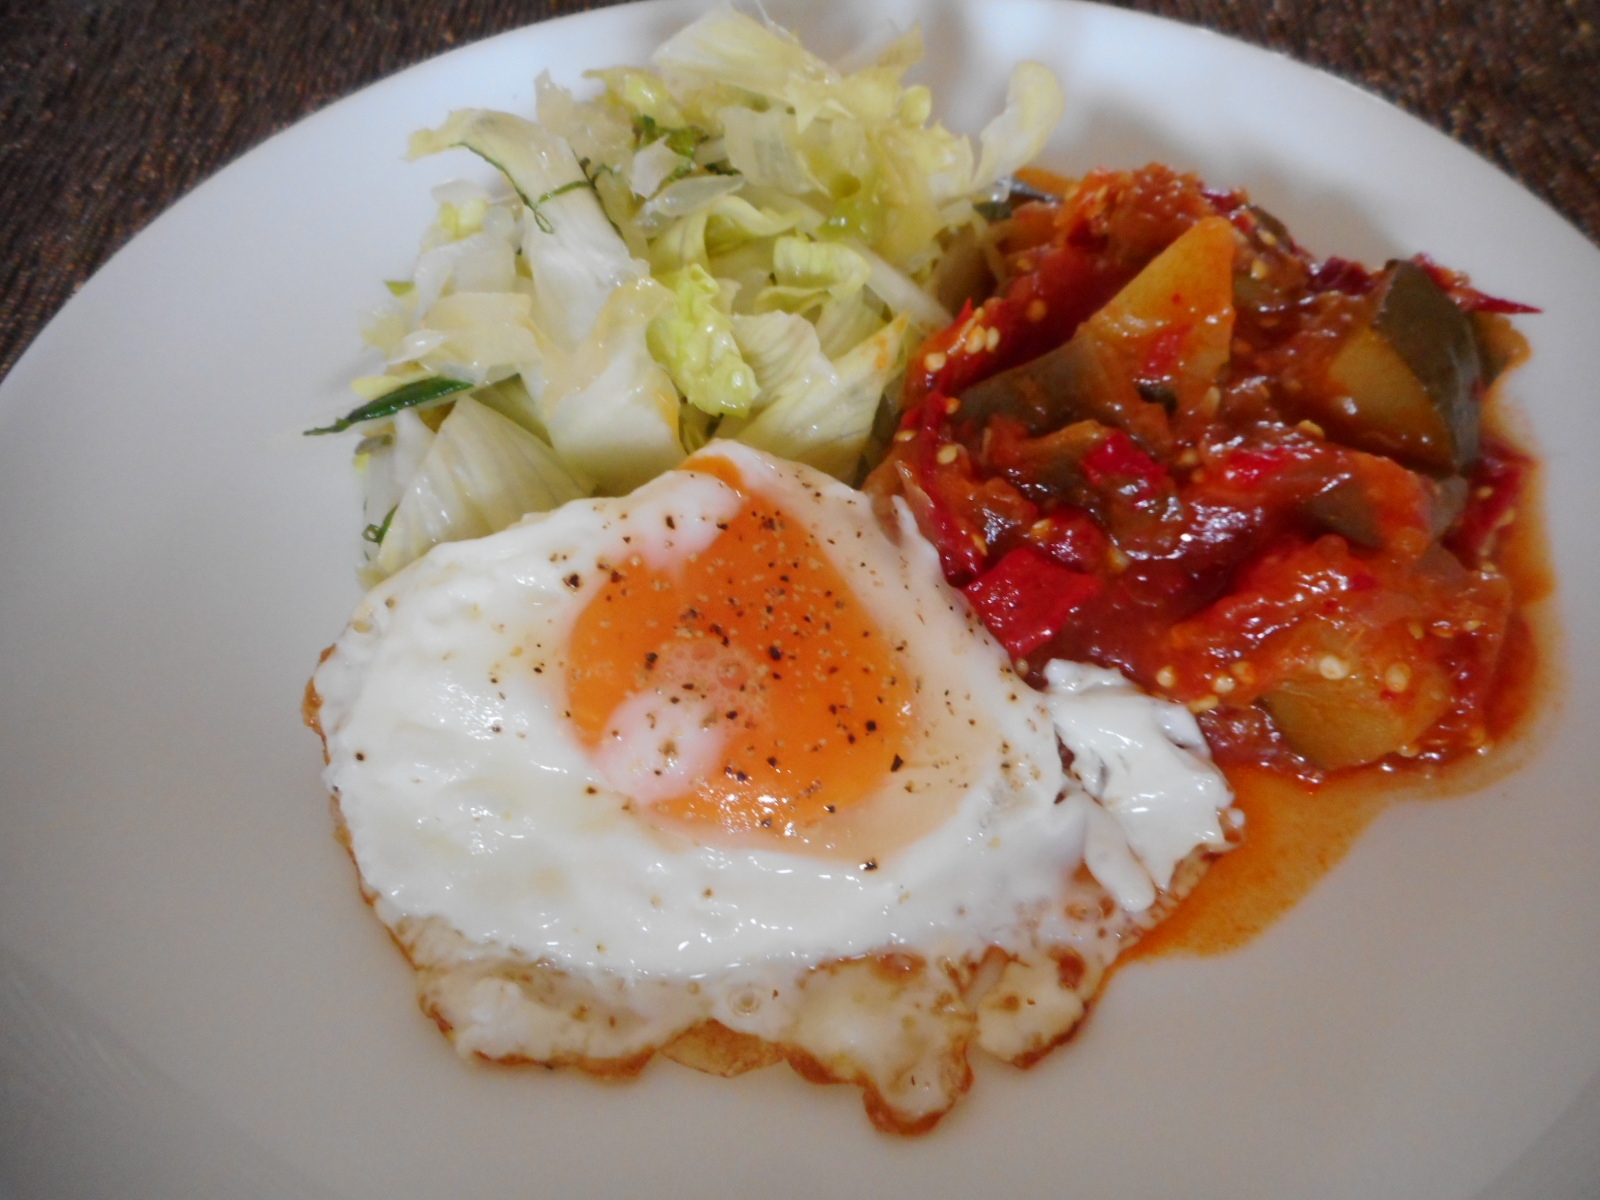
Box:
[566,464,914,844]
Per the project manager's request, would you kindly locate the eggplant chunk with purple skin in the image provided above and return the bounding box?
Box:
[1320,259,1483,475]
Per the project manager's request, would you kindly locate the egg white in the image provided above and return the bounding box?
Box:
[315,444,1086,981]
[310,444,1236,1128]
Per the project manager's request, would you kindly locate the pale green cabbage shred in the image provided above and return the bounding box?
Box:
[342,9,1065,580]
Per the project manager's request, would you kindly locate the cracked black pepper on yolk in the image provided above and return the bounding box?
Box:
[565,459,914,839]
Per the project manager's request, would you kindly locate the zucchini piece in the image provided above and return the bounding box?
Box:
[956,333,1152,438]
[1298,462,1466,549]
[929,224,997,316]
[1262,665,1451,771]
[1299,477,1386,548]
[956,216,1237,453]
[1259,617,1452,770]
[1470,309,1530,388]
[986,419,1109,495]
[1325,260,1482,473]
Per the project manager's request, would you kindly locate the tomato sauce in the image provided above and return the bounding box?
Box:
[870,164,1552,951]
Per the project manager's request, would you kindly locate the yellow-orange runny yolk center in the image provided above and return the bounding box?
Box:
[566,464,914,843]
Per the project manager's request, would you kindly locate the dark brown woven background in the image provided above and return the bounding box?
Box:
[3,0,1597,383]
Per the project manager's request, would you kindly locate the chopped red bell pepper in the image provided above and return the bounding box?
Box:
[1447,446,1528,563]
[963,545,1102,659]
[1027,507,1108,572]
[1413,254,1541,314]
[1215,444,1300,490]
[1081,431,1168,494]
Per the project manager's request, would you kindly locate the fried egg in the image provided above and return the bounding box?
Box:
[308,442,1236,1132]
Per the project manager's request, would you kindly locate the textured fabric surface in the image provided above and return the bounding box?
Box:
[2,0,1597,381]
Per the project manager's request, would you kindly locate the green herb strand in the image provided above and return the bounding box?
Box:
[633,115,708,161]
[447,141,595,235]
[363,506,398,545]
[303,376,473,436]
[526,178,594,234]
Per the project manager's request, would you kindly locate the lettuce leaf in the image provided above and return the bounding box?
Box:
[630,137,689,198]
[410,226,519,320]
[404,291,544,385]
[852,239,952,330]
[472,375,549,441]
[535,70,634,170]
[329,14,1070,580]
[374,397,590,578]
[733,314,909,480]
[651,11,836,126]
[648,194,814,275]
[411,109,646,350]
[756,236,872,314]
[538,277,686,493]
[647,265,760,416]
[718,105,823,194]
[636,173,745,232]
[971,62,1066,196]
[354,408,435,557]
[729,311,836,413]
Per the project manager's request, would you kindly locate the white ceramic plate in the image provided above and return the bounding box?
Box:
[3,2,1598,1196]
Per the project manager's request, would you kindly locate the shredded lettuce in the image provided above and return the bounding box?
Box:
[538,278,686,493]
[411,109,646,347]
[971,62,1067,197]
[318,11,1066,581]
[852,239,953,330]
[756,237,873,315]
[472,376,548,441]
[729,311,837,413]
[630,137,689,198]
[535,69,634,167]
[374,397,590,578]
[647,265,759,416]
[636,174,745,231]
[734,314,910,481]
[718,106,823,194]
[355,408,436,554]
[410,226,519,318]
[648,194,814,276]
[406,291,543,385]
